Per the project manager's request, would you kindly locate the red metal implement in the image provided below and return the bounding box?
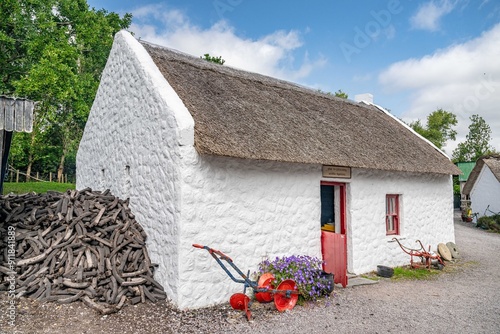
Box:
[192,244,299,320]
[393,238,445,269]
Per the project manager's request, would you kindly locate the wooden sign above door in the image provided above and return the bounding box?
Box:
[322,165,351,179]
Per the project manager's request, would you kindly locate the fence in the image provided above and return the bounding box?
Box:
[6,166,72,184]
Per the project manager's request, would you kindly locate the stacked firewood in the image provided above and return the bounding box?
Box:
[0,188,166,314]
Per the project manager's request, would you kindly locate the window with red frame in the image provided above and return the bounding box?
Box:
[386,194,400,235]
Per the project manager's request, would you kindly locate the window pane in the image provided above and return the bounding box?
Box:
[386,195,399,235]
[387,197,395,214]
[320,185,335,225]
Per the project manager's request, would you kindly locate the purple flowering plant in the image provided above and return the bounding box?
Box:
[257,255,332,301]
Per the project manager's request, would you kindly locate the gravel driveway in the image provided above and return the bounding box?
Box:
[226,210,500,334]
[1,210,499,334]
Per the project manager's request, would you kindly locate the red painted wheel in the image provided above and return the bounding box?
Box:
[255,273,275,303]
[230,293,250,310]
[274,279,298,312]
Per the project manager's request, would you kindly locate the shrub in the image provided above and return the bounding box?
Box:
[257,255,332,301]
[477,215,500,232]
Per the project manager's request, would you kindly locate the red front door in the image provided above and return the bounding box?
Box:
[320,181,348,287]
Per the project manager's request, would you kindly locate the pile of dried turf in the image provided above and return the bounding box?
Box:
[0,188,166,314]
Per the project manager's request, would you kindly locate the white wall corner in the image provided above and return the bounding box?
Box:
[116,30,195,147]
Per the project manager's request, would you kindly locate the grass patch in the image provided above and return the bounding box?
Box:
[392,266,440,280]
[2,182,75,195]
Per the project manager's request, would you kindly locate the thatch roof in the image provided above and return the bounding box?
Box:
[463,155,500,195]
[140,41,460,175]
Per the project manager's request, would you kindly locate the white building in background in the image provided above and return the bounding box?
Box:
[463,155,500,217]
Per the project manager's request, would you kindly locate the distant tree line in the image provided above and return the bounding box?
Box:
[407,109,497,162]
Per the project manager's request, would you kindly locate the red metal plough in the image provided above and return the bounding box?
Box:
[192,244,299,320]
[392,238,445,270]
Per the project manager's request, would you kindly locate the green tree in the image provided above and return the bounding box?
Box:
[409,109,457,149]
[334,89,348,99]
[1,0,131,181]
[201,53,225,65]
[316,89,348,99]
[452,114,494,162]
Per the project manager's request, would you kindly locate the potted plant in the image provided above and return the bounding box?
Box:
[461,206,473,222]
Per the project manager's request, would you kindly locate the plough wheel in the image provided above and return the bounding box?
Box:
[229,293,252,321]
[274,279,299,312]
[255,272,275,303]
[230,293,249,310]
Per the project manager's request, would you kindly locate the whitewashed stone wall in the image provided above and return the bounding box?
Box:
[470,165,500,216]
[76,31,194,304]
[177,148,322,309]
[348,169,455,274]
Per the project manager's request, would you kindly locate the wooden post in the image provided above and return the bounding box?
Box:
[36,172,39,180]
[49,172,52,182]
[16,169,19,183]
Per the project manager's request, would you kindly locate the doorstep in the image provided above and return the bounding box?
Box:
[336,275,379,288]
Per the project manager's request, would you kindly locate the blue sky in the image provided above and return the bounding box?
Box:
[87,0,500,155]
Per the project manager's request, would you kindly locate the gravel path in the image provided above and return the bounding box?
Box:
[226,211,500,334]
[1,210,499,334]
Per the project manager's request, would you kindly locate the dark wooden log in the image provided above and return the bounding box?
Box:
[121,277,147,286]
[116,295,127,310]
[62,279,90,289]
[17,247,52,267]
[56,291,85,304]
[82,296,116,315]
[143,285,157,302]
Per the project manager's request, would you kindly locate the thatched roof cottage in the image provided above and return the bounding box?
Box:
[76,30,460,309]
[462,155,500,216]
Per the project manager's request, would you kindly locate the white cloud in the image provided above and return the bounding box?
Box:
[129,5,325,82]
[379,23,500,155]
[410,0,457,31]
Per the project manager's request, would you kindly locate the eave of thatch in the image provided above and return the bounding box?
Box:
[463,155,500,194]
[140,41,460,176]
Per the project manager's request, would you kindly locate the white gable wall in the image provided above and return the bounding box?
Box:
[76,31,195,304]
[470,165,500,216]
[348,169,455,274]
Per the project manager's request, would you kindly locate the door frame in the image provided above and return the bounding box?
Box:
[320,180,348,287]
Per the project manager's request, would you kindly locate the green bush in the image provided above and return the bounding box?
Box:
[477,214,500,232]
